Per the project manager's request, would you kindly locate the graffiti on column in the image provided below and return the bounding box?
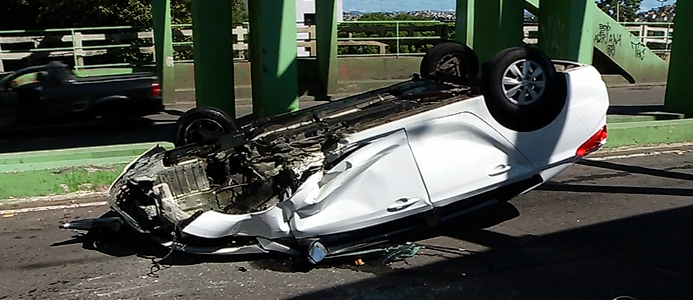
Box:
[594,23,622,57]
[630,41,647,60]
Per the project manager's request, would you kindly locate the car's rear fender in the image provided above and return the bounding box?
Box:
[477,64,610,170]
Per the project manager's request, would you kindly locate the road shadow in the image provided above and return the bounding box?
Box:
[275,157,693,300]
[607,104,689,119]
[54,201,522,276]
[578,159,693,181]
[535,159,693,197]
[286,202,693,300]
[0,112,183,154]
[538,182,693,197]
[607,104,665,115]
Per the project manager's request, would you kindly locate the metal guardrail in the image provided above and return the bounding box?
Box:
[0,21,677,72]
[0,26,150,72]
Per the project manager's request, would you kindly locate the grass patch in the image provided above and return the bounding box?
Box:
[0,164,127,200]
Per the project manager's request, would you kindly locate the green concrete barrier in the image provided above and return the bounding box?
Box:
[0,142,174,173]
[0,164,127,201]
[604,119,693,148]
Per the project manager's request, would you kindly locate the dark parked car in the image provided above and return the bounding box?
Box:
[0,62,164,127]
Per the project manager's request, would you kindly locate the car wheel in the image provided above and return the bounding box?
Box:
[174,106,236,147]
[420,41,479,81]
[481,46,566,132]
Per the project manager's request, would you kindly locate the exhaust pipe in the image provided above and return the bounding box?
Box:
[59,217,123,232]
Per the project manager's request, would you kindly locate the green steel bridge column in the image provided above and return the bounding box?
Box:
[152,0,176,101]
[247,0,300,118]
[471,0,524,63]
[190,0,236,116]
[454,0,475,47]
[537,0,593,64]
[664,0,693,115]
[316,0,339,95]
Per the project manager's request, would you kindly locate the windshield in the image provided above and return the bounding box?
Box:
[0,62,75,90]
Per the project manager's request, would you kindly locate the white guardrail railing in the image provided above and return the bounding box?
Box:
[0,22,674,72]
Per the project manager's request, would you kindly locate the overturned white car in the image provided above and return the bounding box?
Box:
[61,44,609,264]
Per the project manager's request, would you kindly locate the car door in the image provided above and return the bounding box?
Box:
[35,67,82,118]
[289,128,433,238]
[406,111,535,208]
[2,71,46,125]
[0,85,19,127]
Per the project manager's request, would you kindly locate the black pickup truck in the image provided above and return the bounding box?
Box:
[0,62,164,127]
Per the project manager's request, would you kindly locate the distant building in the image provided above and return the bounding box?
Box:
[296,0,344,24]
[635,4,676,22]
[296,0,344,56]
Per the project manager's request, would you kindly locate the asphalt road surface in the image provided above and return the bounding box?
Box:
[2,146,693,300]
[0,86,666,154]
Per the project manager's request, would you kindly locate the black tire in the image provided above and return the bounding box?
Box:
[481,46,566,132]
[174,106,236,147]
[420,41,479,81]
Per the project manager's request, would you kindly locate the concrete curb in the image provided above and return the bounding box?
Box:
[605,82,667,88]
[0,142,174,173]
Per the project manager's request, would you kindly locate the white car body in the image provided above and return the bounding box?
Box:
[100,60,609,259]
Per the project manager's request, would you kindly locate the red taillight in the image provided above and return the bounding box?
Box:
[577,125,608,157]
[151,82,162,97]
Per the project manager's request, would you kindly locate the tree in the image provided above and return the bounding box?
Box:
[0,0,248,30]
[596,0,644,22]
[231,0,249,25]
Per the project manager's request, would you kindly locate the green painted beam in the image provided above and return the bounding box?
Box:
[152,0,176,102]
[247,0,299,118]
[527,0,668,84]
[454,0,475,48]
[472,0,524,64]
[538,0,593,64]
[664,0,693,115]
[190,0,236,117]
[316,0,339,95]
[587,1,669,84]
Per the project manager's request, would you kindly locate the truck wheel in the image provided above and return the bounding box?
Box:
[481,47,566,132]
[420,41,479,81]
[174,106,236,147]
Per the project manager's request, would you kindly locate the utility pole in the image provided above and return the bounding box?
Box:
[657,0,668,22]
[617,3,620,22]
[658,0,668,9]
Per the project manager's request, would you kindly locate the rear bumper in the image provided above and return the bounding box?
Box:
[139,97,165,114]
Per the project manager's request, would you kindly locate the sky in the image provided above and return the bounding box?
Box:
[342,0,675,13]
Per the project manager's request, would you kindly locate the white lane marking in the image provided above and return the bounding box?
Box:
[589,149,692,161]
[0,201,107,215]
[0,191,106,206]
[596,142,693,154]
[96,285,145,297]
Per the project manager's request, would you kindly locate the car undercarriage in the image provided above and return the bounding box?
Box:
[60,43,610,265]
[109,78,477,244]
